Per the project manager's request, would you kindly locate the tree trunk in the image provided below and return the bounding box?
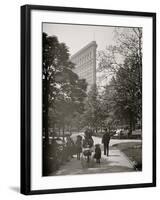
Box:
[59,127,61,136]
[62,118,65,142]
[129,118,132,137]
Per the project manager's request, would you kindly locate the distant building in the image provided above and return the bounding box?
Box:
[71,41,97,91]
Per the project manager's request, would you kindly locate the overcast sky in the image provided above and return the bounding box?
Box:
[43,23,116,56]
[42,23,138,88]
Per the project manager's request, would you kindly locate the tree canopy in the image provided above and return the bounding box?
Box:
[43,33,87,141]
[98,27,142,132]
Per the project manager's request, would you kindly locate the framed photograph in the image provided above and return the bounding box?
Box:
[21,4,156,195]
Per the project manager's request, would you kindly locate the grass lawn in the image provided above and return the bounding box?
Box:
[113,142,142,170]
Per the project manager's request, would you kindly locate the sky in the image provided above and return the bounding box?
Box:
[43,23,116,56]
[42,23,138,88]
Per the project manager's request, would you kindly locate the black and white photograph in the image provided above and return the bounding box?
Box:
[20,5,156,194]
[42,23,143,177]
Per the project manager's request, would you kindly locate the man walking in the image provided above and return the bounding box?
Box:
[102,128,111,156]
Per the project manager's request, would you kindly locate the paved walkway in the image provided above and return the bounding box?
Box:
[50,139,137,176]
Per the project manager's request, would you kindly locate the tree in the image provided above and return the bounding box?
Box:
[113,56,141,133]
[82,84,103,133]
[43,32,87,142]
[98,27,142,133]
[98,28,142,78]
[100,77,117,130]
[43,33,87,175]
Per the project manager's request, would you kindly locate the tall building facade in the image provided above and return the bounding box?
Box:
[71,41,97,91]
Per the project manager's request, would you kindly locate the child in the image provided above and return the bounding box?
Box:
[94,144,101,163]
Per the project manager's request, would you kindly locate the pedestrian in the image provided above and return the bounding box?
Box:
[82,129,94,163]
[82,129,94,148]
[94,144,101,163]
[102,128,111,156]
[66,136,74,161]
[75,135,82,160]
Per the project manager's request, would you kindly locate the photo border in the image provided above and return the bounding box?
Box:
[21,4,156,195]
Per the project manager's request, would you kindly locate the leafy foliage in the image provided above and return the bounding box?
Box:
[43,33,87,140]
[98,28,142,132]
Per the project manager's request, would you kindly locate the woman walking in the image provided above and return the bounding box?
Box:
[75,135,82,160]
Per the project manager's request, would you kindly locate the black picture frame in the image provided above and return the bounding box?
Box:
[21,4,156,195]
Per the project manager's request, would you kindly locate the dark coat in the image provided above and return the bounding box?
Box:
[82,137,94,148]
[102,132,110,144]
[94,146,101,159]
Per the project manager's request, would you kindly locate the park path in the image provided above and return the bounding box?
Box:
[50,137,139,176]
